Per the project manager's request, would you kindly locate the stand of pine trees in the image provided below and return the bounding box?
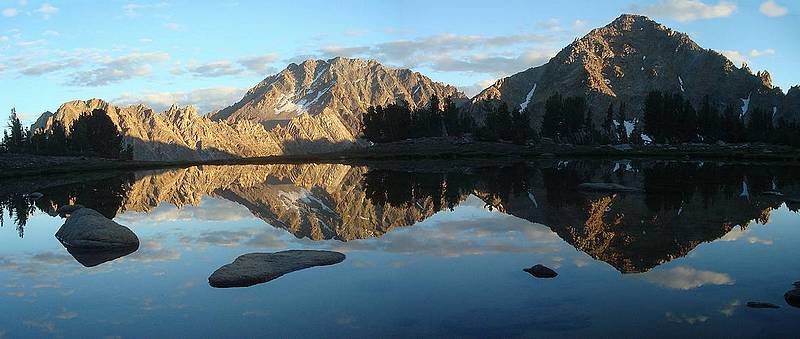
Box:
[362,95,479,143]
[642,90,798,146]
[1,108,133,159]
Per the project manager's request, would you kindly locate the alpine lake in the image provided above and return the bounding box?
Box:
[1,159,799,338]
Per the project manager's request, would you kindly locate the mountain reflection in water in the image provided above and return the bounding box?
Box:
[1,160,798,273]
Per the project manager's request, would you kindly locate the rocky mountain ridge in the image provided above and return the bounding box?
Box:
[210,57,465,134]
[31,99,355,160]
[470,14,789,126]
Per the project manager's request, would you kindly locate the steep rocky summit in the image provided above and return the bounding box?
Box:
[211,57,465,133]
[471,14,786,126]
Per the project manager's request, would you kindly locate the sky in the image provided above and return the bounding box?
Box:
[0,0,798,127]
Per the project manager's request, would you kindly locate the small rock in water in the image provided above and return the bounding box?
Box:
[746,301,780,309]
[578,183,639,192]
[27,192,44,200]
[209,250,346,288]
[56,204,84,217]
[785,289,800,308]
[793,281,800,288]
[523,264,558,278]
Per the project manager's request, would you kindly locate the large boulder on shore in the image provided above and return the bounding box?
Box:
[56,204,84,217]
[55,208,139,249]
[209,250,345,288]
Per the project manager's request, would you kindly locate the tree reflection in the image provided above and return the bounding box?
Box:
[0,173,135,237]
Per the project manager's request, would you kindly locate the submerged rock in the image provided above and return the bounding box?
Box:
[64,246,139,267]
[209,250,346,288]
[746,301,780,309]
[577,183,640,192]
[27,192,44,200]
[56,204,84,217]
[523,264,558,278]
[785,289,800,308]
[55,208,139,249]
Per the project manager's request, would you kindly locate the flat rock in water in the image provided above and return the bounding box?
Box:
[56,204,84,217]
[785,289,800,308]
[746,301,780,309]
[523,264,558,278]
[55,208,139,249]
[761,191,784,197]
[578,183,639,192]
[27,192,43,200]
[209,250,346,288]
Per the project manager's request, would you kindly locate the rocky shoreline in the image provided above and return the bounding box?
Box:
[2,140,799,179]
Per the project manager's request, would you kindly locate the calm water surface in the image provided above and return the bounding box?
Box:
[1,160,799,338]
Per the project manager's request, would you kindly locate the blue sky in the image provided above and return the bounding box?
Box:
[1,0,798,126]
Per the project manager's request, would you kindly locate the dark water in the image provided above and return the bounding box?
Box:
[1,160,799,338]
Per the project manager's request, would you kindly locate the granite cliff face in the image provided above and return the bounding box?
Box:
[31,99,355,161]
[211,57,465,134]
[470,14,786,127]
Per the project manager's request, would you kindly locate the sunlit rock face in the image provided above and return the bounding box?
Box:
[30,58,464,161]
[470,14,785,128]
[210,57,466,134]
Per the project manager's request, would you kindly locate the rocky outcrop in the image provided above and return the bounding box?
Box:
[470,14,786,128]
[211,57,466,134]
[208,250,345,287]
[780,86,800,122]
[55,208,139,249]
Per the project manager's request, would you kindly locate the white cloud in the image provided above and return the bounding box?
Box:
[42,30,59,37]
[186,60,244,77]
[634,0,737,22]
[138,38,153,43]
[316,32,557,77]
[749,48,775,57]
[643,266,734,290]
[21,59,83,75]
[2,8,18,17]
[720,48,775,67]
[720,50,748,66]
[0,35,9,42]
[68,52,169,86]
[164,22,184,31]
[35,3,59,19]
[123,2,168,17]
[665,312,709,324]
[572,19,588,31]
[238,53,280,74]
[0,64,6,72]
[459,79,497,98]
[114,87,245,113]
[760,0,788,17]
[16,39,45,47]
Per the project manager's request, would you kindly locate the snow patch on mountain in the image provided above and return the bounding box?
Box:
[520,83,537,111]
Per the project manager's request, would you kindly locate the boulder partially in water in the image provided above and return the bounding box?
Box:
[577,183,640,192]
[56,204,84,217]
[523,264,558,278]
[785,289,800,308]
[209,250,346,288]
[55,208,139,249]
[746,301,780,309]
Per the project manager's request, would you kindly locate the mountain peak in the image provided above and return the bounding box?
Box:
[211,57,464,132]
